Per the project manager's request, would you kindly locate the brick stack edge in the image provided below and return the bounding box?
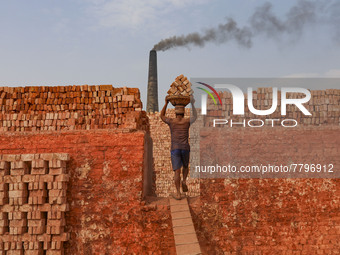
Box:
[0,153,69,255]
[0,85,148,132]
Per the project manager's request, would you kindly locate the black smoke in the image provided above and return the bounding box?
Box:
[153,0,339,51]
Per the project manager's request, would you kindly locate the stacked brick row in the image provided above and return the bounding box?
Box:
[0,85,148,132]
[147,108,201,197]
[205,88,340,126]
[0,153,70,255]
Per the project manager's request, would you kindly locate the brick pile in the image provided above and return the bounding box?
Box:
[147,108,202,197]
[167,75,193,97]
[0,153,70,255]
[0,85,148,132]
[205,88,340,126]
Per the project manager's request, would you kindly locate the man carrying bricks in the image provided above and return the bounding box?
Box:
[160,95,197,200]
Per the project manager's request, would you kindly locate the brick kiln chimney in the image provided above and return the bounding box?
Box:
[147,50,159,112]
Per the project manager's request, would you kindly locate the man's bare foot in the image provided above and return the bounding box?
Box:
[182,181,188,192]
[171,192,182,200]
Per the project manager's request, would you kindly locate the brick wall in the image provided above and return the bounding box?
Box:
[0,129,175,254]
[0,85,148,132]
[190,126,340,253]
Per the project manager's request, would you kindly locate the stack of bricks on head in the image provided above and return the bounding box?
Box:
[167,75,193,97]
[0,153,70,255]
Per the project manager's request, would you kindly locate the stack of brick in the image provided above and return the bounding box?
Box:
[167,75,193,97]
[191,127,340,254]
[205,88,340,126]
[0,153,70,255]
[0,128,176,254]
[0,85,149,132]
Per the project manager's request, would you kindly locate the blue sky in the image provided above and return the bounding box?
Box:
[0,0,339,110]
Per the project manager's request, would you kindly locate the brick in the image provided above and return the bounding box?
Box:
[51,233,69,242]
[31,168,48,175]
[11,161,25,169]
[20,154,35,161]
[39,154,54,161]
[6,250,24,255]
[171,211,192,220]
[22,175,37,183]
[39,203,52,212]
[46,250,64,255]
[175,233,198,245]
[175,243,201,255]
[0,161,6,169]
[170,203,190,213]
[9,197,28,205]
[39,175,54,182]
[173,225,196,235]
[170,198,189,206]
[8,190,28,198]
[48,190,66,197]
[48,211,62,220]
[0,191,7,199]
[55,154,69,161]
[48,168,66,175]
[4,175,21,183]
[8,212,26,220]
[2,155,19,161]
[10,169,27,176]
[9,219,27,227]
[48,196,66,205]
[23,250,44,255]
[32,159,47,169]
[28,220,46,227]
[54,174,69,182]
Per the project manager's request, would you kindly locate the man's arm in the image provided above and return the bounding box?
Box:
[160,96,171,124]
[189,96,197,125]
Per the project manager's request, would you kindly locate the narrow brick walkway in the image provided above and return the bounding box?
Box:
[169,197,202,255]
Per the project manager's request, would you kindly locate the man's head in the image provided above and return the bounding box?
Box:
[175,105,185,118]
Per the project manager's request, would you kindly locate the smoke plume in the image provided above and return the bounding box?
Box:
[153,0,338,51]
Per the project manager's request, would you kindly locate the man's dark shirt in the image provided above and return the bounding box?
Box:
[164,117,190,151]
